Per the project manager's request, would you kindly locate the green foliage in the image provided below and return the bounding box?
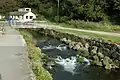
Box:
[0,0,18,15]
[54,16,60,22]
[59,20,120,32]
[0,19,6,21]
[19,29,53,80]
[1,0,120,24]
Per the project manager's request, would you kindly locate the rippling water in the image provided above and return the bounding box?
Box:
[36,36,120,80]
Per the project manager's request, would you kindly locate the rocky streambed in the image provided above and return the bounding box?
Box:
[36,35,120,80]
[60,38,119,70]
[27,28,120,70]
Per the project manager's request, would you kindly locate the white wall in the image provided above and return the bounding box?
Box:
[0,15,2,19]
[23,12,36,21]
[18,8,31,12]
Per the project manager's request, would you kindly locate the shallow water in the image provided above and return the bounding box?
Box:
[36,36,120,80]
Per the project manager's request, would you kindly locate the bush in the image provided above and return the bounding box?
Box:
[0,19,6,21]
[59,16,70,23]
[60,19,120,32]
[54,16,59,22]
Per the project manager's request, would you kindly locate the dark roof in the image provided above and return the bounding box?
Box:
[9,11,28,16]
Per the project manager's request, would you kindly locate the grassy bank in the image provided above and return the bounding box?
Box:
[55,28,120,43]
[41,20,120,32]
[37,20,120,43]
[19,29,53,80]
[58,20,120,32]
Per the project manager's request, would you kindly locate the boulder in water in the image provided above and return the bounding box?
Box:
[97,52,104,58]
[105,64,112,70]
[73,44,81,50]
[96,61,103,67]
[77,48,89,57]
[85,43,89,49]
[45,61,55,70]
[69,41,76,48]
[60,38,67,42]
[103,56,110,66]
[93,55,100,64]
[91,46,98,54]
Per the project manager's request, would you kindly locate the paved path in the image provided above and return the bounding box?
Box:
[3,21,120,37]
[0,26,34,80]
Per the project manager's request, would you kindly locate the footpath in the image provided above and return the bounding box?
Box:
[0,26,34,80]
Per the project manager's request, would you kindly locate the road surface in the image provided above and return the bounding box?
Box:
[13,23,120,37]
[0,26,34,80]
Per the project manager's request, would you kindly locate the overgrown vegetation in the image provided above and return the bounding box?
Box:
[1,0,120,32]
[1,0,120,24]
[19,29,53,80]
[58,20,120,32]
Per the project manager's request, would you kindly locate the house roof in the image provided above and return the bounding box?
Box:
[9,11,28,16]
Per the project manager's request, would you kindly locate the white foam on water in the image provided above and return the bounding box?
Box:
[56,56,77,74]
[42,45,56,50]
[56,56,92,74]
[56,44,67,51]
[84,58,92,66]
[42,44,67,51]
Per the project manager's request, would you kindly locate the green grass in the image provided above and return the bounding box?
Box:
[55,28,120,43]
[37,19,120,32]
[36,20,120,43]
[19,29,53,80]
[58,20,120,32]
[0,19,6,21]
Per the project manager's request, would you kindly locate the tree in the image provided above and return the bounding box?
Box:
[0,0,17,15]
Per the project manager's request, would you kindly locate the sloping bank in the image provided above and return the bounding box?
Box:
[19,29,53,80]
[26,28,120,70]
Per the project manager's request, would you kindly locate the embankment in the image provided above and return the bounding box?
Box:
[26,28,120,70]
[19,29,53,80]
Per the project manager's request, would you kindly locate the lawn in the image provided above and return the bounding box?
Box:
[58,20,120,32]
[36,20,120,43]
[55,28,120,43]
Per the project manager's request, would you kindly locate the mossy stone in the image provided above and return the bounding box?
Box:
[91,46,98,54]
[77,56,85,63]
[96,62,103,67]
[85,43,89,49]
[105,64,112,70]
[78,48,89,57]
[97,52,104,58]
[103,56,110,66]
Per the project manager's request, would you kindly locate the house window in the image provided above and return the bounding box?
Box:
[26,16,28,19]
[26,9,29,11]
[30,16,33,19]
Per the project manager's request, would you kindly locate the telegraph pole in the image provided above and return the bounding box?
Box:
[57,0,60,22]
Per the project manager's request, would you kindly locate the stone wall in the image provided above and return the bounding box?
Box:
[28,28,120,69]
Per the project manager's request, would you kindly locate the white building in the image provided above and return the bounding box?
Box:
[0,15,2,19]
[0,15,5,19]
[9,8,36,22]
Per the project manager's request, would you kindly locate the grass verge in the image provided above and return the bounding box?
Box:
[55,28,120,43]
[40,20,120,32]
[19,29,53,80]
[58,20,120,32]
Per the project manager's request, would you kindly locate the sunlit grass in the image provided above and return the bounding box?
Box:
[55,28,120,43]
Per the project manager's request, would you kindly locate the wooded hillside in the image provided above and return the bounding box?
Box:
[1,0,120,24]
